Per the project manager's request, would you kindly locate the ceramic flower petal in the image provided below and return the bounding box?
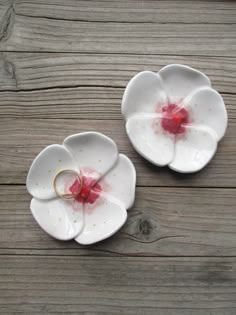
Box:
[122,71,167,119]
[26,144,78,200]
[169,125,217,173]
[100,154,136,209]
[159,64,211,104]
[183,87,227,141]
[30,198,84,240]
[75,194,127,245]
[64,132,118,182]
[126,114,175,166]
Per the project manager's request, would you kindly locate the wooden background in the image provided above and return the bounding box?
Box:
[0,0,236,314]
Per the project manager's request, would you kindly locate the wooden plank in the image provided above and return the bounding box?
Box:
[1,185,236,256]
[0,118,235,187]
[0,255,236,314]
[0,86,124,119]
[0,53,235,120]
[0,53,235,94]
[0,9,235,55]
[1,87,234,120]
[14,0,236,24]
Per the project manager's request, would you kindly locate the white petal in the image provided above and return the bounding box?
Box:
[183,87,227,141]
[75,194,127,245]
[159,64,211,104]
[122,71,167,119]
[100,154,136,210]
[126,114,175,166]
[64,132,118,181]
[169,125,217,173]
[26,145,78,200]
[30,198,84,240]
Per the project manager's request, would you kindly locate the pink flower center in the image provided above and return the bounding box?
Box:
[161,104,189,135]
[69,176,102,205]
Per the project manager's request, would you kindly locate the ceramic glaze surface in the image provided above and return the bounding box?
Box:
[122,64,228,173]
[26,132,136,244]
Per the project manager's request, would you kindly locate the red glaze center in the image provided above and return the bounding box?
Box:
[69,176,102,204]
[161,104,189,135]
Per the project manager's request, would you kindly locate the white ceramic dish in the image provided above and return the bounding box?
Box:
[122,64,228,173]
[26,132,136,244]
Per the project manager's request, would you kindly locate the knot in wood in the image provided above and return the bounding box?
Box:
[138,219,152,235]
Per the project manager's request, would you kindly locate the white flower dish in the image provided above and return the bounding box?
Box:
[26,132,136,244]
[122,64,228,173]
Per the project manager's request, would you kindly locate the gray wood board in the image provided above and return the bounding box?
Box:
[1,185,236,256]
[0,255,236,314]
[13,0,236,23]
[0,2,235,55]
[0,87,235,120]
[0,53,235,93]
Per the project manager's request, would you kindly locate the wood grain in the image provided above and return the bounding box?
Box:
[0,53,235,93]
[1,88,234,120]
[14,0,236,24]
[0,52,235,121]
[0,118,235,187]
[0,5,235,55]
[0,255,236,314]
[1,185,236,256]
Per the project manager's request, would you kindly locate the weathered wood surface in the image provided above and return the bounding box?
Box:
[13,0,236,23]
[0,1,235,55]
[0,88,235,120]
[1,256,236,314]
[0,0,236,314]
[1,185,236,256]
[1,18,236,56]
[0,53,236,93]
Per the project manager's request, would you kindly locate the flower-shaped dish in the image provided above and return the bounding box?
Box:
[122,64,227,173]
[26,132,136,244]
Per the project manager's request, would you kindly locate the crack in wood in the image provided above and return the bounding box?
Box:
[0,84,234,96]
[14,12,236,25]
[121,231,185,244]
[0,50,235,59]
[0,84,123,92]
